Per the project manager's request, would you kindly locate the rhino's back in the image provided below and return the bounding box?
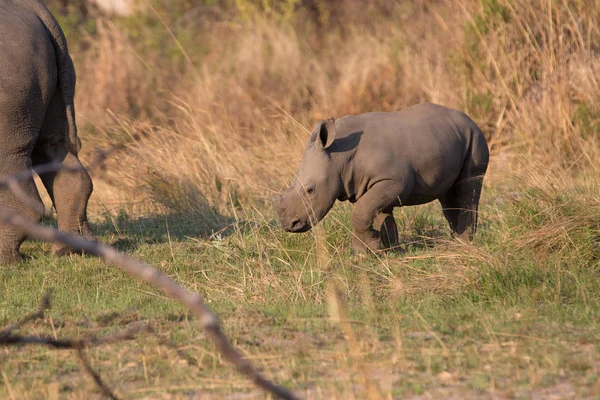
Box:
[336,103,472,152]
[0,1,57,108]
[335,103,479,203]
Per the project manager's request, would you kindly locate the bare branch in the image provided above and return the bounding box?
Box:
[0,205,298,399]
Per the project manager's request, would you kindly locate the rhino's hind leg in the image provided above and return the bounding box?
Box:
[456,176,483,240]
[51,155,94,256]
[374,208,399,250]
[351,181,405,254]
[32,92,94,256]
[443,127,488,241]
[33,152,94,256]
[440,176,483,241]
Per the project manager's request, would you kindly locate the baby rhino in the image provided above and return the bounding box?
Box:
[273,102,489,253]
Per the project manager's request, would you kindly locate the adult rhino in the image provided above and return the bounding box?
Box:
[273,103,489,254]
[0,0,93,262]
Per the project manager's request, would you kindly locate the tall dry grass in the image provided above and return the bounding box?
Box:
[56,0,599,226]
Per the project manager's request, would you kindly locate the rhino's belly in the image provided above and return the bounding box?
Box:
[400,192,445,206]
[401,160,463,206]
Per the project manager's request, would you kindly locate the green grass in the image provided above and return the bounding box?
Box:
[1,187,599,399]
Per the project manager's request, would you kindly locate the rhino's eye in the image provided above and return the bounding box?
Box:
[306,187,315,195]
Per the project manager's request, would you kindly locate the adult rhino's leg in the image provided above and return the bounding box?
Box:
[32,92,94,256]
[374,207,399,250]
[453,176,484,240]
[351,181,406,254]
[0,130,44,263]
[441,174,484,241]
[449,128,488,241]
[0,158,44,262]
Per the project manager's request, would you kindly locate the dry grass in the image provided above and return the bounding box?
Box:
[62,0,599,220]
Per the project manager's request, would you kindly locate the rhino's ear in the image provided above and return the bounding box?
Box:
[316,118,336,150]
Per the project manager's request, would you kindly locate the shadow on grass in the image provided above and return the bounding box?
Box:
[104,212,236,251]
[383,224,450,255]
[42,209,237,253]
[385,216,492,255]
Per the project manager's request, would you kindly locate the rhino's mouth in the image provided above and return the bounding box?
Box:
[284,218,312,233]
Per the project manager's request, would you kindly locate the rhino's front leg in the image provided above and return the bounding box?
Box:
[351,181,404,254]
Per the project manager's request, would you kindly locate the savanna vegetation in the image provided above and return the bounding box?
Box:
[1,0,599,398]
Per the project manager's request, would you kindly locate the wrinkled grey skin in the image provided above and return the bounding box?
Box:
[0,0,93,262]
[274,103,489,253]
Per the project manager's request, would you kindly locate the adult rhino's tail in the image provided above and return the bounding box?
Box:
[24,0,81,154]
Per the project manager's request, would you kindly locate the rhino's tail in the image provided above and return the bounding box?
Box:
[26,0,81,154]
